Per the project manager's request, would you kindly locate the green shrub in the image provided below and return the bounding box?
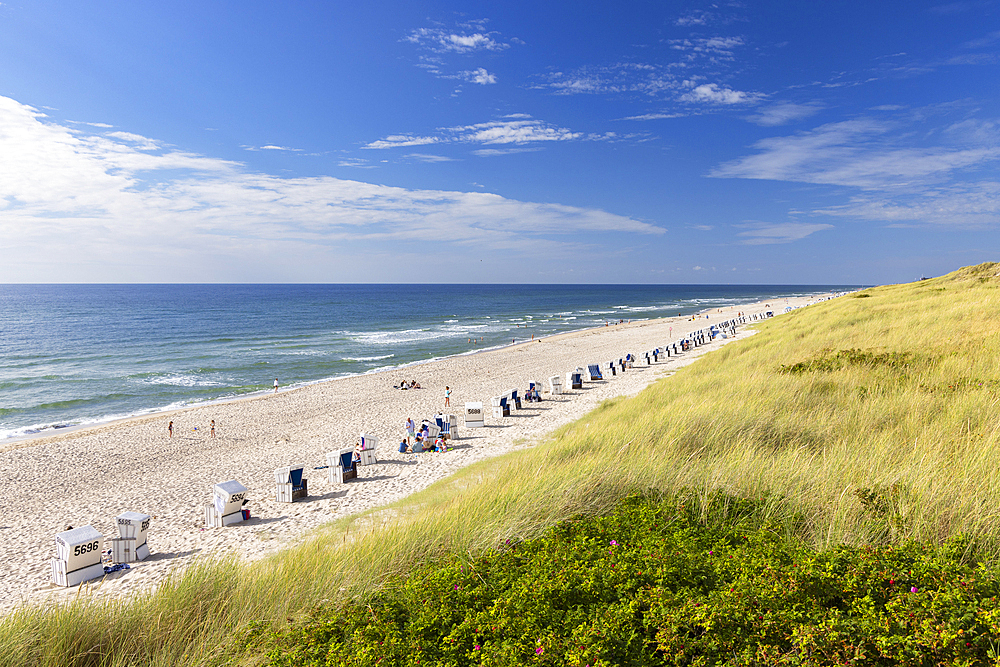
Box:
[259,493,1000,666]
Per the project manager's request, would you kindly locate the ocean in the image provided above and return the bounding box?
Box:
[0,284,855,441]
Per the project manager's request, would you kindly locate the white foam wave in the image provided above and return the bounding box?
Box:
[139,375,226,388]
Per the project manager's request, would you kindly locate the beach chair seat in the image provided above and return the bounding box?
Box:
[326,448,357,484]
[548,375,563,395]
[275,464,309,502]
[491,396,509,418]
[358,433,378,465]
[566,371,583,390]
[586,364,603,381]
[505,390,520,410]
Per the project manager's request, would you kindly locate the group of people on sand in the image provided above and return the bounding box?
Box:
[395,379,421,390]
[399,416,449,454]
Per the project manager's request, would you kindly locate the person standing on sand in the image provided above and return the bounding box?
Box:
[210,420,216,438]
[168,421,173,437]
[273,378,279,393]
[444,386,451,407]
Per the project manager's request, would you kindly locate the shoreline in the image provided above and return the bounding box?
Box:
[0,316,697,451]
[0,294,833,612]
[1,289,837,447]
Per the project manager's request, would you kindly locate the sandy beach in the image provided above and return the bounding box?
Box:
[0,295,831,612]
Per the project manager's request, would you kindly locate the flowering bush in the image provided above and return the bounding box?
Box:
[262,493,1000,666]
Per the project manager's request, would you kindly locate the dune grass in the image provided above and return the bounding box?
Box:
[3,263,1000,666]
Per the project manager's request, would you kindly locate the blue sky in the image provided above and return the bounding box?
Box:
[1,1,998,284]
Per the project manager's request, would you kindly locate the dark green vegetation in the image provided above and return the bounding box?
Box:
[258,494,1000,666]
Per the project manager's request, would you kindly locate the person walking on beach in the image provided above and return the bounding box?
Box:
[444,386,451,407]
[273,378,279,393]
[168,421,173,437]
[210,420,216,438]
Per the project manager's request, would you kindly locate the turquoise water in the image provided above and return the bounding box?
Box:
[0,284,853,440]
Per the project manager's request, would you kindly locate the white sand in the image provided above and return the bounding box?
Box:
[0,295,830,612]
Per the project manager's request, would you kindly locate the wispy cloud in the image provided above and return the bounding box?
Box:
[106,131,161,151]
[363,134,441,150]
[735,222,834,244]
[458,67,497,85]
[679,82,764,105]
[405,153,457,163]
[405,20,513,54]
[0,96,663,280]
[675,10,712,26]
[745,102,822,126]
[363,117,584,150]
[711,118,1000,188]
[472,147,544,157]
[244,144,303,152]
[404,19,516,87]
[712,112,1000,228]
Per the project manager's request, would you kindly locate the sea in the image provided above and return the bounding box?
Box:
[0,284,857,441]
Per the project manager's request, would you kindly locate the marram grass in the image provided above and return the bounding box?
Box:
[3,263,1000,666]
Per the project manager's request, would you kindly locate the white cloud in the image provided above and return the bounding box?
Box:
[472,147,543,157]
[362,134,441,149]
[405,19,513,54]
[712,113,1000,228]
[711,118,1000,189]
[669,36,745,59]
[364,118,583,150]
[735,222,834,245]
[538,63,678,97]
[746,102,821,126]
[460,67,497,85]
[675,11,711,26]
[405,153,457,163]
[817,183,1000,227]
[0,96,663,281]
[106,131,161,151]
[679,83,764,105]
[455,119,581,144]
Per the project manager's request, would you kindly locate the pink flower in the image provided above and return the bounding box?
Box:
[609,540,618,546]
[474,645,481,651]
[911,586,918,593]
[536,647,544,655]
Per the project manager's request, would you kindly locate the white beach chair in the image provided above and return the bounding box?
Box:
[464,402,485,428]
[548,375,563,395]
[566,371,583,390]
[51,525,105,587]
[110,511,151,563]
[275,464,308,502]
[326,448,357,484]
[358,433,378,465]
[205,479,248,528]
